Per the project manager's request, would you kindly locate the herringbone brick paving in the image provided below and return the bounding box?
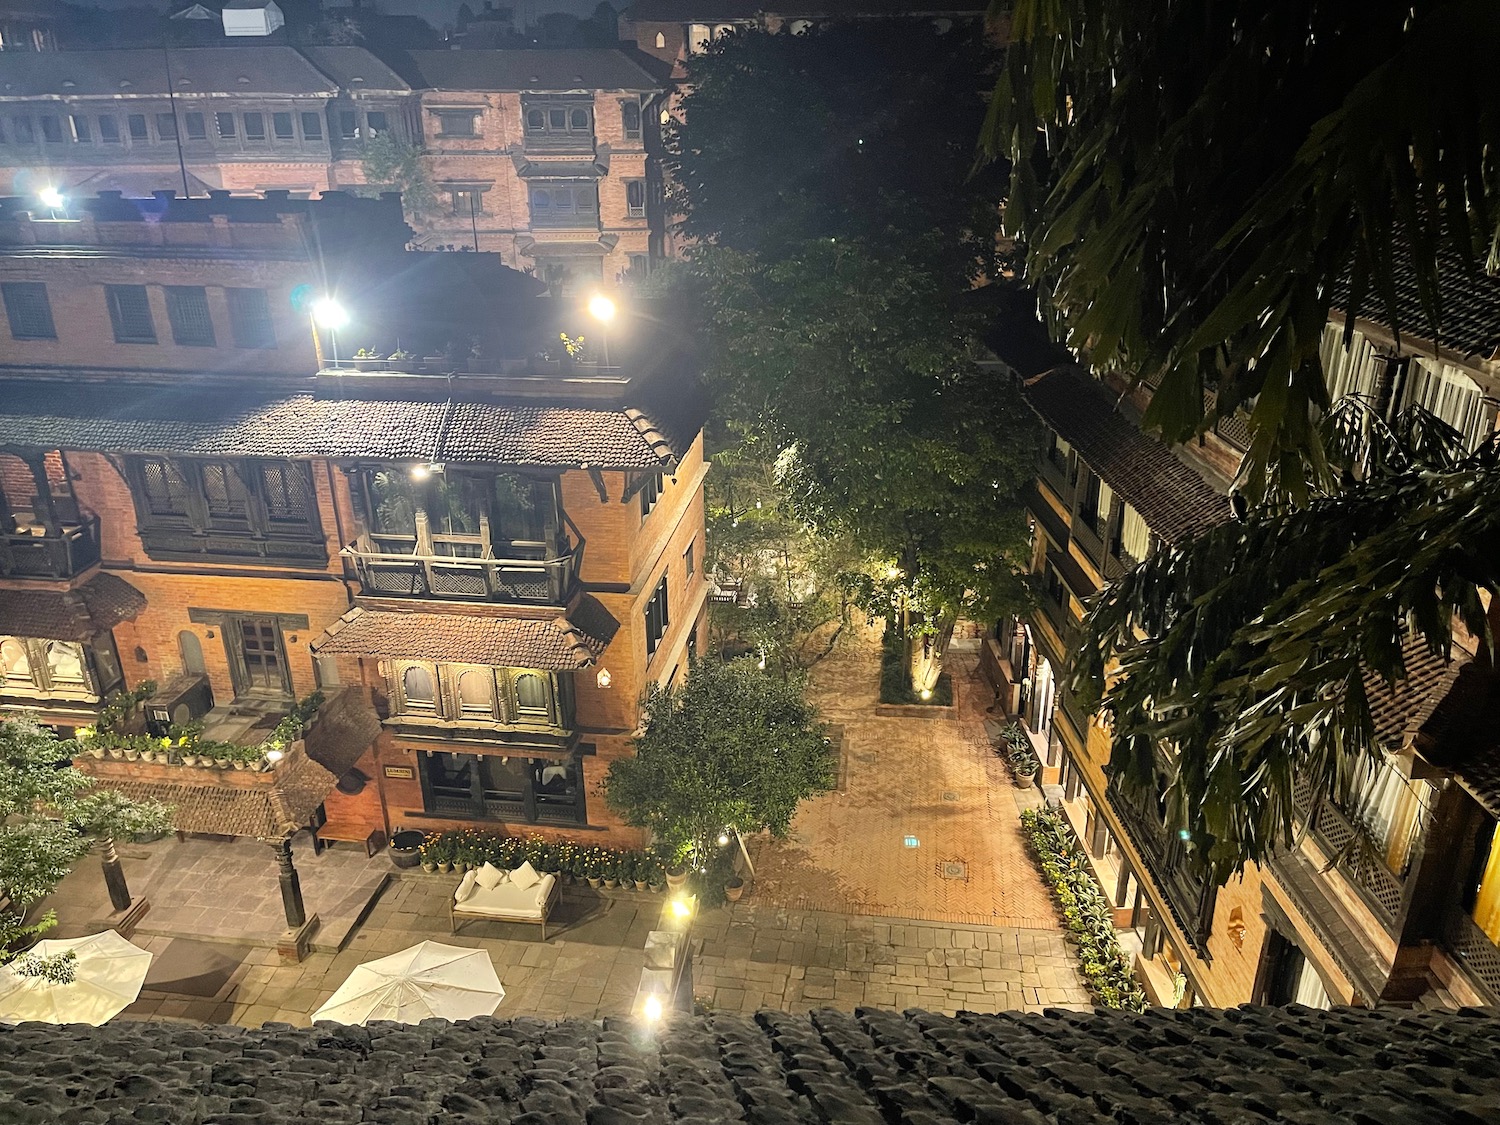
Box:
[747,628,1061,929]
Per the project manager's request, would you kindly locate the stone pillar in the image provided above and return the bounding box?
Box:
[272,837,306,928]
[100,836,132,913]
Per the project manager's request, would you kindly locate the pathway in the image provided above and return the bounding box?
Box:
[747,628,1060,929]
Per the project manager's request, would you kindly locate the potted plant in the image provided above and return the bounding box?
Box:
[664,847,690,890]
[584,850,604,888]
[1010,745,1040,789]
[350,347,387,371]
[418,833,439,873]
[388,829,425,869]
[388,348,416,368]
[725,875,746,903]
[599,851,618,889]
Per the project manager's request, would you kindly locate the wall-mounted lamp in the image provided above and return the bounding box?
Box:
[596,666,612,689]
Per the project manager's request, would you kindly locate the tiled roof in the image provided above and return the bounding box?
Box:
[402,49,665,92]
[1022,368,1230,545]
[311,597,619,669]
[88,745,336,839]
[0,573,146,642]
[1361,632,1467,751]
[627,0,986,18]
[972,282,1074,380]
[298,45,410,91]
[1,1006,1499,1122]
[0,381,697,470]
[1414,661,1500,819]
[1329,236,1500,361]
[0,47,338,98]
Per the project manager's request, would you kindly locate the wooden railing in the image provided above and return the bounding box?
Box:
[1440,907,1500,1003]
[345,537,577,605]
[1,516,100,579]
[1291,775,1405,927]
[1106,782,1217,957]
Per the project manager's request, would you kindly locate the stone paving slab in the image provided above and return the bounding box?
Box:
[747,628,1060,928]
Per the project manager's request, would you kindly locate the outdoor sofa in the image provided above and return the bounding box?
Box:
[451,861,560,939]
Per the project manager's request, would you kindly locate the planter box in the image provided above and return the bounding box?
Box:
[873,680,959,721]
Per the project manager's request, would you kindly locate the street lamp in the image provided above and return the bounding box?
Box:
[37,186,66,217]
[311,296,349,368]
[587,293,616,367]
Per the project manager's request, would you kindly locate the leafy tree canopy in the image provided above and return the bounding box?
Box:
[603,659,834,861]
[0,717,172,957]
[360,134,437,221]
[670,23,1040,651]
[986,0,1500,502]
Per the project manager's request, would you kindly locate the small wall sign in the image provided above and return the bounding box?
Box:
[383,765,414,780]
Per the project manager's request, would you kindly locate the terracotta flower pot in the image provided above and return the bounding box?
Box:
[665,868,688,890]
[725,880,745,903]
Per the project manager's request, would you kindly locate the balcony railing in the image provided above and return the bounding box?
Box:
[1440,907,1500,1003]
[0,516,101,579]
[1291,775,1405,927]
[1106,782,1217,956]
[345,535,577,605]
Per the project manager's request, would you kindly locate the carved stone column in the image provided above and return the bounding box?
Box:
[272,836,306,928]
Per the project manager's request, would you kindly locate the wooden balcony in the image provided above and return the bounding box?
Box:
[344,532,578,605]
[1106,781,1218,957]
[1,515,100,579]
[1291,774,1406,928]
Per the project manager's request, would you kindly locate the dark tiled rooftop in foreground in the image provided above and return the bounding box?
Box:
[2,1006,1497,1123]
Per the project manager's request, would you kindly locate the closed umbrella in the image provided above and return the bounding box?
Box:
[0,930,152,1026]
[312,940,503,1025]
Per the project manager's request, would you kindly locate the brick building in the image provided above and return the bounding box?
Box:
[983,269,1500,1009]
[0,45,667,285]
[0,192,707,876]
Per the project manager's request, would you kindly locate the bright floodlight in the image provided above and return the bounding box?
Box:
[37,186,65,210]
[642,994,663,1023]
[312,296,350,330]
[587,294,617,322]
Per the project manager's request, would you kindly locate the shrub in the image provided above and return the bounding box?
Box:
[1020,807,1149,1011]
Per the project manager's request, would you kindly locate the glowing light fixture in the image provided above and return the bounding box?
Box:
[265,747,285,763]
[885,565,901,580]
[920,688,933,700]
[587,293,617,322]
[716,832,730,847]
[409,463,432,480]
[670,896,693,920]
[643,994,663,1022]
[312,296,349,329]
[596,666,612,689]
[37,186,65,211]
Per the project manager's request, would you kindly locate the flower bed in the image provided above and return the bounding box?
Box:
[416,829,668,890]
[1020,807,1149,1011]
[75,685,325,772]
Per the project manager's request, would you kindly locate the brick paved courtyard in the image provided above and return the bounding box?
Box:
[748,628,1061,929]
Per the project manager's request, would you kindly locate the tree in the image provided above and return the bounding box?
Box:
[603,659,834,864]
[359,134,437,221]
[986,0,1500,501]
[987,0,1500,877]
[670,23,1039,690]
[0,717,172,958]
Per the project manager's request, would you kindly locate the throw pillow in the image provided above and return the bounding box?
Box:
[474,862,506,891]
[510,860,541,890]
[455,870,478,903]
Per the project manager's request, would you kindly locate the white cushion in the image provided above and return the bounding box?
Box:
[474,862,507,891]
[510,860,541,890]
[455,870,478,903]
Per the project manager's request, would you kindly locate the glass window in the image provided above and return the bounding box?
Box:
[106,285,156,344]
[403,665,435,709]
[156,113,177,140]
[69,113,90,142]
[215,112,236,139]
[165,286,214,347]
[46,641,85,686]
[139,457,192,517]
[1,638,31,683]
[300,111,323,140]
[450,188,483,216]
[339,110,357,139]
[437,111,476,137]
[243,112,265,140]
[548,107,567,130]
[12,116,33,144]
[1,282,56,340]
[184,112,206,140]
[639,470,663,517]
[525,107,545,131]
[684,539,695,578]
[513,672,549,715]
[98,115,120,143]
[569,107,590,131]
[226,287,275,349]
[0,118,8,143]
[626,179,646,217]
[366,469,418,538]
[257,463,312,524]
[366,110,388,134]
[127,114,148,141]
[645,572,669,657]
[200,461,250,519]
[458,669,493,715]
[622,100,641,139]
[39,114,62,143]
[272,111,294,140]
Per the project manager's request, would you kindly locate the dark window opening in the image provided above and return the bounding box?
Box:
[243,112,265,140]
[13,117,33,143]
[1,282,56,340]
[622,100,642,140]
[436,111,476,137]
[215,112,236,139]
[366,110,388,134]
[165,286,214,347]
[339,110,358,139]
[626,179,646,218]
[645,572,669,657]
[226,287,275,349]
[272,111,294,140]
[39,114,62,142]
[156,113,177,140]
[528,182,599,228]
[127,114,148,141]
[300,111,323,140]
[105,284,156,344]
[638,470,663,517]
[98,115,120,142]
[184,112,206,140]
[69,114,89,141]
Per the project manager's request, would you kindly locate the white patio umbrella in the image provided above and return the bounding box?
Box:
[312,940,503,1025]
[0,930,152,1026]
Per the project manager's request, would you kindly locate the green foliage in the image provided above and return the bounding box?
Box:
[1020,808,1148,1011]
[416,830,668,886]
[670,22,1038,677]
[1076,401,1494,880]
[359,133,437,220]
[78,690,324,770]
[985,0,1500,500]
[1001,722,1040,777]
[11,949,77,985]
[0,716,176,960]
[604,659,834,862]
